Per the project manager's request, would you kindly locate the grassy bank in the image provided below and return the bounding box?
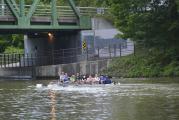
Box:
[102,53,179,78]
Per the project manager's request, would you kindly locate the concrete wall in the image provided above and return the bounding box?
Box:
[24,31,81,55]
[92,17,114,29]
[24,34,48,55]
[0,67,33,78]
[35,59,112,77]
[0,59,111,79]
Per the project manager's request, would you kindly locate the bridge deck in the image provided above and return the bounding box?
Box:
[0,15,77,23]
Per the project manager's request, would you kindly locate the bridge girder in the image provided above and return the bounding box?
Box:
[0,0,91,32]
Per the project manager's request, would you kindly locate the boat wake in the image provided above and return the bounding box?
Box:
[35,83,120,93]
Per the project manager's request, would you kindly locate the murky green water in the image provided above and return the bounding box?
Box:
[0,78,179,120]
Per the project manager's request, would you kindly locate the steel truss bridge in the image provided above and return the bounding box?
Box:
[0,0,108,32]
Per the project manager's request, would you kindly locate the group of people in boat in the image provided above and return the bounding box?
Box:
[58,71,113,85]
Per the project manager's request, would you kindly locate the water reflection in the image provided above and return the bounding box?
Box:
[49,90,57,120]
[0,80,179,120]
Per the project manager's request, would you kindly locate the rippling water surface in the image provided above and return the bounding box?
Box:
[0,78,179,120]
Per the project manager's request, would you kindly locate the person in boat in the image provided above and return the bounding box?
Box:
[61,73,69,87]
[86,75,94,84]
[58,71,60,84]
[59,71,65,83]
[76,73,82,84]
[99,75,105,84]
[99,75,112,84]
[63,73,69,83]
[104,76,112,84]
[70,74,76,83]
[93,74,100,84]
[82,74,88,84]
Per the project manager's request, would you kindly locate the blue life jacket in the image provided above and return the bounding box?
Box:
[64,75,69,82]
[104,78,112,84]
[99,75,112,84]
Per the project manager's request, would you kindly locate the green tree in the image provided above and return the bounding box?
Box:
[108,0,179,53]
[0,34,24,53]
[103,0,179,77]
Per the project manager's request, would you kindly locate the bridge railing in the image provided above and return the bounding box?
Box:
[0,4,13,16]
[0,41,134,68]
[0,4,109,18]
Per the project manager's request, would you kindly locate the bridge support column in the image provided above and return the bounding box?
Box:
[24,31,82,65]
[24,34,48,56]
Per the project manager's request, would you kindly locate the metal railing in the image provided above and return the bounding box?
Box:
[0,41,134,68]
[0,4,109,18]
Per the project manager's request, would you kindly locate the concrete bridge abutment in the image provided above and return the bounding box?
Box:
[24,31,82,63]
[24,31,81,54]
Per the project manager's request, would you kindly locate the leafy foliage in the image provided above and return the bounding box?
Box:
[103,53,179,78]
[4,46,24,54]
[0,35,23,53]
[108,0,179,50]
[103,0,179,77]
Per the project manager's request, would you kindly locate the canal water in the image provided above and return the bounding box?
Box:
[0,78,179,120]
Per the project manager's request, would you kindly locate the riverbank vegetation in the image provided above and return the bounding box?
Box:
[103,51,179,77]
[103,0,179,77]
